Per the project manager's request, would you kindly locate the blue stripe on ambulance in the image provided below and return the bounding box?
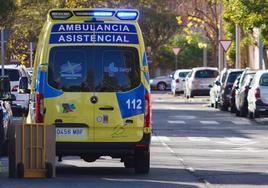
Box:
[142,52,150,84]
[49,33,139,44]
[35,66,63,98]
[116,84,145,119]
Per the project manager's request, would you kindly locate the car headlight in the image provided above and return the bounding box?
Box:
[149,79,154,84]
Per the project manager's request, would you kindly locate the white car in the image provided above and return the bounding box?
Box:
[3,64,30,112]
[171,69,191,95]
[248,70,268,118]
[185,67,219,98]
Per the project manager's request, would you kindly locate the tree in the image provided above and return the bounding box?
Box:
[138,7,178,72]
[0,0,15,27]
[223,0,268,68]
[177,0,220,67]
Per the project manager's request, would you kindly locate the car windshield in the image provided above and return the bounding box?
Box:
[179,71,190,78]
[260,74,268,86]
[48,46,140,92]
[227,72,242,83]
[4,69,20,81]
[195,70,218,78]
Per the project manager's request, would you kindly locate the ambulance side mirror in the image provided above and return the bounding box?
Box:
[0,76,16,101]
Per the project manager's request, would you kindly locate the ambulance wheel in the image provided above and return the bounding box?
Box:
[17,162,24,178]
[46,162,53,178]
[134,150,150,174]
[124,157,134,168]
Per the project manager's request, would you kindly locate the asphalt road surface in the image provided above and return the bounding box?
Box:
[1,91,268,188]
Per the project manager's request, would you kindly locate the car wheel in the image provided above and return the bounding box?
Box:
[253,110,260,118]
[248,112,254,119]
[190,91,194,98]
[230,105,236,113]
[240,106,248,117]
[220,104,228,111]
[124,157,135,168]
[157,82,166,91]
[134,150,150,174]
[214,102,218,109]
[236,109,240,117]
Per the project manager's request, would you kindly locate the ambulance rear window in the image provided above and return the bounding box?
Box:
[48,46,140,92]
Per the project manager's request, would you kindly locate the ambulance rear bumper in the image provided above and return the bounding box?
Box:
[56,133,151,157]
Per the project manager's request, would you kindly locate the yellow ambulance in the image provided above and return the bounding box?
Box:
[26,9,151,173]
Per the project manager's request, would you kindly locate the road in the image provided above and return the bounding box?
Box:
[1,92,268,188]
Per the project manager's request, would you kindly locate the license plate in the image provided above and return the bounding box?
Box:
[56,128,87,141]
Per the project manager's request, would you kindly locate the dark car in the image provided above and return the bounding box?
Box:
[218,69,243,111]
[0,76,15,156]
[235,69,257,117]
[229,75,241,113]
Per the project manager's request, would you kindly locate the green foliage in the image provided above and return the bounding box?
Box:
[223,0,268,46]
[0,0,15,27]
[171,34,212,69]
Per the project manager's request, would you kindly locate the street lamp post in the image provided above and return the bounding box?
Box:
[1,28,4,76]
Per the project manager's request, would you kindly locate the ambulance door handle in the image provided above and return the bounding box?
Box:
[99,106,114,111]
[125,119,133,124]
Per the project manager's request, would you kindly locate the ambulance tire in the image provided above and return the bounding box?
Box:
[17,162,24,178]
[46,162,53,178]
[134,150,150,174]
[124,157,134,168]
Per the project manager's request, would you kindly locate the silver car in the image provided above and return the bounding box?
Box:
[150,73,173,91]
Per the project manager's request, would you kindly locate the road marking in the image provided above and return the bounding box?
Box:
[200,121,219,125]
[187,137,210,141]
[169,115,196,120]
[216,137,257,146]
[104,178,201,186]
[231,120,250,125]
[168,120,186,124]
[209,147,258,153]
[152,136,170,142]
[226,137,251,142]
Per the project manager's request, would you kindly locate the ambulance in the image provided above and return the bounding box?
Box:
[26,9,151,173]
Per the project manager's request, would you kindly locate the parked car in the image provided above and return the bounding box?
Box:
[209,76,220,107]
[218,69,243,111]
[235,69,257,117]
[248,70,268,118]
[3,64,30,115]
[229,75,241,113]
[185,67,219,98]
[213,68,229,108]
[150,73,173,91]
[171,69,191,95]
[0,76,15,156]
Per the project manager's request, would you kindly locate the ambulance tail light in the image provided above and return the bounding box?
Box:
[116,11,139,20]
[50,11,73,20]
[35,92,44,123]
[144,93,151,128]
